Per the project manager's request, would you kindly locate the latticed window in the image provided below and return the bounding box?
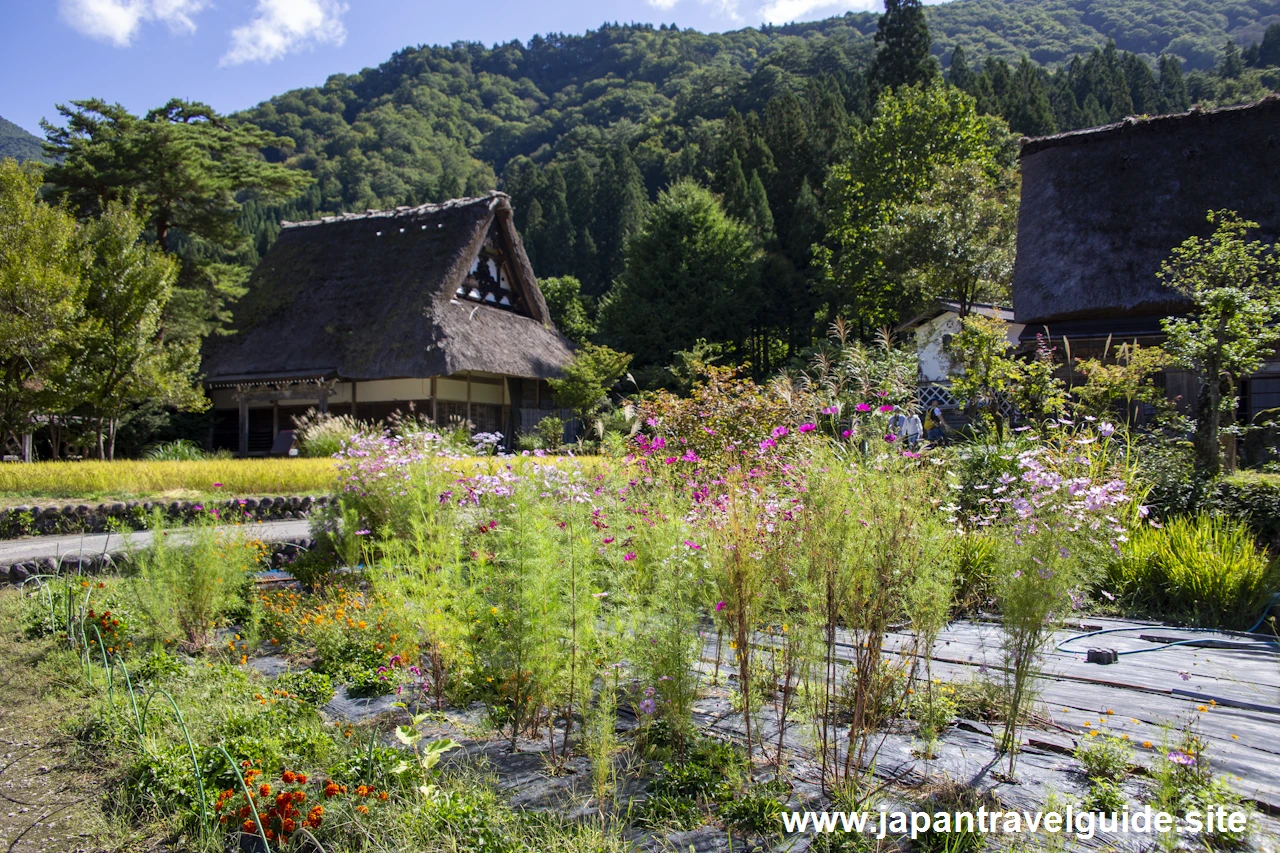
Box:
[456,232,526,313]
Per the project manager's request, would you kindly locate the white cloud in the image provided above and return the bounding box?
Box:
[59,0,206,47]
[221,0,348,66]
[647,0,743,23]
[756,0,880,24]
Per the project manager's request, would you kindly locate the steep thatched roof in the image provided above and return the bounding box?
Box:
[1013,95,1280,326]
[202,192,573,384]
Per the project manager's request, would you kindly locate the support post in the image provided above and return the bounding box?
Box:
[431,377,438,424]
[466,373,472,428]
[238,396,249,458]
[22,432,32,463]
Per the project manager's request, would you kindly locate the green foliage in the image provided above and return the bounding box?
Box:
[538,276,596,347]
[534,415,566,449]
[947,311,1021,436]
[69,203,205,459]
[127,513,264,650]
[821,82,1006,332]
[547,343,633,423]
[1074,342,1171,425]
[275,670,336,706]
[0,158,84,444]
[143,439,210,461]
[1160,210,1280,476]
[879,160,1018,318]
[42,99,314,342]
[1074,735,1133,782]
[0,116,46,163]
[717,781,789,839]
[600,180,760,372]
[1107,514,1280,628]
[1212,471,1280,547]
[871,0,939,93]
[294,409,369,458]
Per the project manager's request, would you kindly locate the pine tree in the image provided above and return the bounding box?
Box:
[1007,57,1057,136]
[722,152,751,221]
[1259,24,1280,68]
[1123,52,1159,115]
[590,145,648,296]
[746,170,776,247]
[870,0,937,93]
[1157,55,1190,114]
[537,164,574,275]
[563,155,598,288]
[948,46,973,91]
[1219,39,1244,79]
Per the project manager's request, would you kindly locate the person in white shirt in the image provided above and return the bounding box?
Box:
[902,411,923,447]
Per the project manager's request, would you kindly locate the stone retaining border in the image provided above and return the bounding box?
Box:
[0,495,334,539]
[1,537,317,586]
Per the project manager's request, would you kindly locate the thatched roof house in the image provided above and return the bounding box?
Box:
[202,192,574,454]
[1012,96,1280,422]
[1014,95,1280,332]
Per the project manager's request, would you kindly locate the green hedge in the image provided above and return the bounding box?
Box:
[1211,472,1280,548]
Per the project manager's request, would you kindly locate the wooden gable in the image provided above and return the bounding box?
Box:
[455,222,531,316]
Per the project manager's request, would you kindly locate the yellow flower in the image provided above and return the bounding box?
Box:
[1142,741,1153,748]
[1231,734,1239,740]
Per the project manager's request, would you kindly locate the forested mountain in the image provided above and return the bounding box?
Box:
[233,1,1280,298]
[0,116,46,163]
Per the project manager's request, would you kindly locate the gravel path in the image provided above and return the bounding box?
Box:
[0,519,312,566]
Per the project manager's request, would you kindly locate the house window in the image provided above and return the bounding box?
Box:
[455,243,524,312]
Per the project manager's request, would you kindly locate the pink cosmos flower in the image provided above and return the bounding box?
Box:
[603,537,615,544]
[855,403,873,413]
[842,430,853,438]
[822,406,839,415]
[683,540,702,550]
[878,404,895,414]
[212,482,223,488]
[798,423,816,433]
[715,601,726,612]
[623,552,636,562]
[772,426,789,439]
[759,438,777,452]
[1166,751,1197,767]
[884,433,898,443]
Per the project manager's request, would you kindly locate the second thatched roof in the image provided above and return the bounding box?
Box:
[202,192,573,385]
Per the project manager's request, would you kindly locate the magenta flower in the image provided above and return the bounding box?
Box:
[855,403,872,413]
[683,540,702,550]
[639,698,656,715]
[603,536,615,544]
[212,482,223,488]
[1166,751,1197,767]
[878,404,895,413]
[759,437,777,452]
[822,405,839,415]
[355,529,371,536]
[715,601,726,612]
[798,423,816,433]
[841,430,852,438]
[623,552,636,562]
[884,433,898,443]
[772,426,789,439]
[1098,421,1116,438]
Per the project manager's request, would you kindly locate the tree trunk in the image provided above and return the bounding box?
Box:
[107,417,118,462]
[1195,373,1222,478]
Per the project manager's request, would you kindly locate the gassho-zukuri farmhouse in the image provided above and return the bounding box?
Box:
[200,192,574,455]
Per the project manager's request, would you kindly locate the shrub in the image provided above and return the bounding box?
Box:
[1108,514,1280,628]
[275,670,335,706]
[295,409,369,458]
[717,781,788,839]
[535,415,565,449]
[127,514,266,651]
[144,439,208,461]
[1211,471,1280,548]
[1074,735,1132,782]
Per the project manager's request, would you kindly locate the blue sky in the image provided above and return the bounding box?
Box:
[1,0,955,137]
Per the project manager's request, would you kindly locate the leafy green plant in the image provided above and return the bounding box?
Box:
[1109,514,1279,628]
[275,670,335,706]
[632,793,702,830]
[1074,735,1133,783]
[127,513,265,651]
[143,439,208,461]
[294,409,369,458]
[1083,778,1127,814]
[535,415,565,450]
[717,780,788,840]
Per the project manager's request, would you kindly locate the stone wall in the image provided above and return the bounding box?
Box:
[0,495,332,539]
